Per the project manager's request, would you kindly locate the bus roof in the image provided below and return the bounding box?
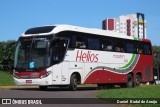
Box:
[22,24,146,41]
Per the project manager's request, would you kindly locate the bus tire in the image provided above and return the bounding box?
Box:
[39,86,48,91]
[126,74,134,88]
[69,74,77,91]
[135,74,142,86]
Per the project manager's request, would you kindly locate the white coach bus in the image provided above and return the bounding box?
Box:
[13,24,153,90]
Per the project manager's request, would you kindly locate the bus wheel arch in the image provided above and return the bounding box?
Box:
[69,72,81,91]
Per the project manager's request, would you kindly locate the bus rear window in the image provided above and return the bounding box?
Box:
[25,26,55,34]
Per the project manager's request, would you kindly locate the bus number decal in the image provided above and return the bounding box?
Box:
[76,50,99,62]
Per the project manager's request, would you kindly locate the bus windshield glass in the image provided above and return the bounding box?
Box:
[14,36,52,71]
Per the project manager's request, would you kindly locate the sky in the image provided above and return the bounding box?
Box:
[0,0,160,45]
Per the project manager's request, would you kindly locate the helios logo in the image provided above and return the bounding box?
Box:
[76,50,99,62]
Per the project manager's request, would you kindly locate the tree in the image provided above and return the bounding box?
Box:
[153,45,160,64]
[0,40,17,72]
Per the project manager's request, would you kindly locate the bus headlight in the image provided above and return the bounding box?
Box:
[40,71,51,79]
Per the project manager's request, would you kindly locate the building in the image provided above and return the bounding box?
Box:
[102,13,146,39]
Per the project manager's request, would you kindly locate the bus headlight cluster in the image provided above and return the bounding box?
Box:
[13,70,20,79]
[40,71,51,79]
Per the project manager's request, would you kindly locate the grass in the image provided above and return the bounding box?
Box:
[0,71,14,86]
[97,85,160,107]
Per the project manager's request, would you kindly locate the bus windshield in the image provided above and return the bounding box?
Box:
[14,36,52,71]
[14,36,69,71]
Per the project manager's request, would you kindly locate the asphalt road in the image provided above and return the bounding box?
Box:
[0,86,126,107]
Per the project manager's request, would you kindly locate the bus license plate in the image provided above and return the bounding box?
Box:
[26,80,32,83]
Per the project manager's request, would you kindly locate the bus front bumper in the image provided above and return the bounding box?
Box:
[13,74,52,86]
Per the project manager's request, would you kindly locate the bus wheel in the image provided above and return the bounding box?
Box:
[39,86,48,91]
[135,74,142,86]
[69,74,77,91]
[126,74,134,88]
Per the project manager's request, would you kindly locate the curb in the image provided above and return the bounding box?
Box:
[0,86,38,88]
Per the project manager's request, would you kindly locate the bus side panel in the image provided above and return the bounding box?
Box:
[69,61,84,83]
[84,62,97,83]
[61,61,69,85]
[52,64,62,85]
[133,54,153,82]
[84,70,127,84]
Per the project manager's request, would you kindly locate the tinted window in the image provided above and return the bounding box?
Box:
[143,42,152,55]
[56,31,152,56]
[88,37,100,50]
[25,26,55,34]
[137,42,144,54]
[75,37,85,48]
[59,32,87,49]
[113,39,124,52]
[101,38,113,51]
[70,32,87,49]
[125,41,135,53]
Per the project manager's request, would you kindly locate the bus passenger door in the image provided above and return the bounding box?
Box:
[50,38,69,85]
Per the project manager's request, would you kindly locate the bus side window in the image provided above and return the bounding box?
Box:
[137,42,143,54]
[143,42,152,55]
[88,37,100,50]
[125,41,135,53]
[76,36,86,49]
[113,39,124,52]
[101,39,113,51]
[70,36,76,48]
